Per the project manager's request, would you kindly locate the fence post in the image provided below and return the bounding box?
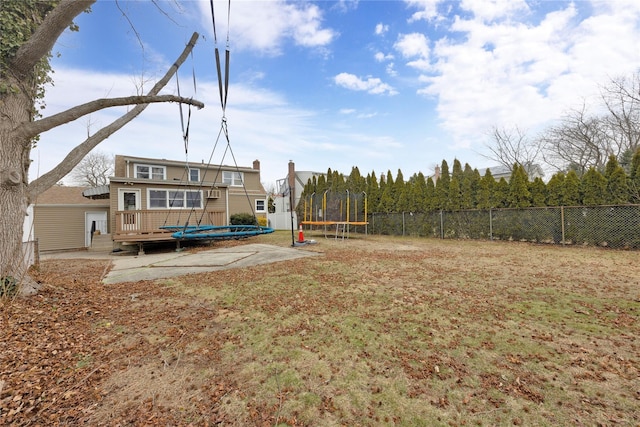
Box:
[372,212,375,234]
[561,206,565,245]
[489,208,493,240]
[440,210,444,239]
[402,212,405,236]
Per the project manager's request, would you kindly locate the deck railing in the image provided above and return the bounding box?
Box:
[114,209,226,241]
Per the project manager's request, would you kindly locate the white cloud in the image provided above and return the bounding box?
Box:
[334,73,398,95]
[395,32,430,59]
[374,51,393,62]
[459,0,529,22]
[375,23,389,35]
[197,0,336,55]
[404,0,444,22]
[414,2,640,149]
[386,62,397,77]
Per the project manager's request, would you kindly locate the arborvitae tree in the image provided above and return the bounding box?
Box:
[564,170,581,206]
[435,160,450,209]
[386,170,395,187]
[460,163,477,209]
[451,159,464,183]
[603,155,629,204]
[376,170,395,212]
[604,154,619,181]
[529,177,547,207]
[366,171,380,213]
[607,166,629,204]
[409,172,428,212]
[393,169,407,211]
[508,164,531,208]
[425,176,436,211]
[471,168,482,208]
[316,174,328,195]
[377,183,395,213]
[347,166,366,193]
[581,167,607,205]
[493,178,510,208]
[448,176,463,210]
[396,171,413,212]
[477,169,495,209]
[546,172,565,206]
[629,149,640,202]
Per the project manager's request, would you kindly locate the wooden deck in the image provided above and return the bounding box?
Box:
[113,209,226,243]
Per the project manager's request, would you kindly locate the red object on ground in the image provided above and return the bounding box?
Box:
[298,225,304,242]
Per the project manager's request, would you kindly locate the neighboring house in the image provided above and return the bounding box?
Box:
[477,164,545,181]
[429,163,544,182]
[268,160,324,230]
[30,185,110,252]
[83,155,268,251]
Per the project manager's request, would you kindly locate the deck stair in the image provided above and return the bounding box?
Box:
[89,234,113,252]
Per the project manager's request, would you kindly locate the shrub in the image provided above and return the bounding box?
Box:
[0,276,18,297]
[230,213,257,225]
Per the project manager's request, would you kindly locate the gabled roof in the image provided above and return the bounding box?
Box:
[33,186,109,206]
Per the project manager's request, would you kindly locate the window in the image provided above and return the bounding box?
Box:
[222,171,244,186]
[168,191,184,208]
[149,190,167,208]
[135,164,166,180]
[255,199,266,213]
[189,168,200,182]
[186,191,202,208]
[148,189,202,209]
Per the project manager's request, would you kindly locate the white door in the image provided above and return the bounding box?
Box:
[118,189,141,231]
[85,211,108,247]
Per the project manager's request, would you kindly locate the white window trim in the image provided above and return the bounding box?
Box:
[255,199,266,213]
[134,163,166,180]
[222,170,244,186]
[146,188,203,209]
[189,168,200,182]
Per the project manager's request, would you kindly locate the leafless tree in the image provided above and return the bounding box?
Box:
[600,71,640,169]
[484,125,543,175]
[540,103,612,175]
[1,0,204,294]
[69,150,114,187]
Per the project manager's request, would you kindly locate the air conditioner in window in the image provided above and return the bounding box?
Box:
[206,189,221,199]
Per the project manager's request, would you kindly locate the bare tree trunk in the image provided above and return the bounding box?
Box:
[0,76,39,296]
[1,31,202,297]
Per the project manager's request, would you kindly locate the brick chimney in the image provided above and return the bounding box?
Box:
[434,165,441,181]
[253,159,260,170]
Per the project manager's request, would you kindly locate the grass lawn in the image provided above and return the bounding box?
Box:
[2,231,639,426]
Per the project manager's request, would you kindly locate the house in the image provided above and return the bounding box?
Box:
[93,155,268,251]
[268,161,324,230]
[477,163,545,181]
[29,185,110,252]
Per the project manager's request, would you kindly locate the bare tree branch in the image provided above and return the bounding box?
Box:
[540,103,611,174]
[483,125,543,171]
[17,94,204,140]
[69,150,114,186]
[10,0,96,77]
[600,72,640,164]
[27,32,202,198]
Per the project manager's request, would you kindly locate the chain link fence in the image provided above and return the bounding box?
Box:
[369,205,640,249]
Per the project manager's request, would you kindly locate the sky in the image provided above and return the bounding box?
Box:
[32,0,640,190]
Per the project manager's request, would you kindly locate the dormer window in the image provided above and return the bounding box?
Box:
[135,164,166,180]
[222,171,243,186]
[189,168,200,182]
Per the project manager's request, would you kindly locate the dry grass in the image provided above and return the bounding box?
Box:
[3,231,639,426]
